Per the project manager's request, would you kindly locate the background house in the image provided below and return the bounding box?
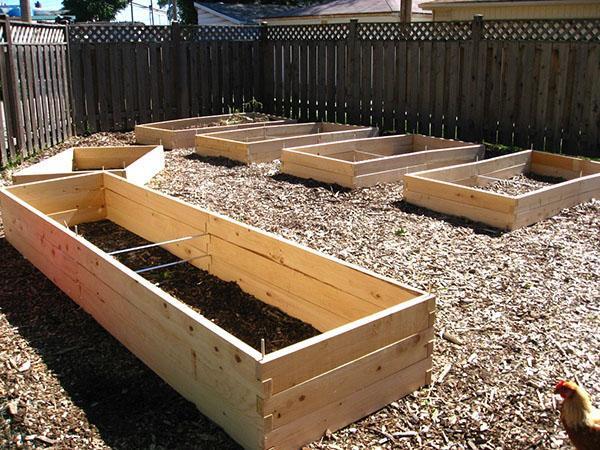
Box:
[421,0,600,21]
[194,0,432,25]
[115,0,169,25]
[194,2,297,25]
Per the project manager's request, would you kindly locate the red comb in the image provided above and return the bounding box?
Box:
[555,380,567,389]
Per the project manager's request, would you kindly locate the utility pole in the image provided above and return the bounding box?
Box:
[400,0,412,23]
[130,0,134,23]
[150,0,155,25]
[20,0,31,22]
[172,0,177,22]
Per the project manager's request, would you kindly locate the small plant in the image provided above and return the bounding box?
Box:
[242,97,263,113]
[395,227,406,237]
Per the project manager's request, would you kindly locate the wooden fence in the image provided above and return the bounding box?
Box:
[263,19,600,157]
[0,17,72,167]
[68,18,600,157]
[68,24,262,134]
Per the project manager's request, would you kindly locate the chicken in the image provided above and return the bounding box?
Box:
[555,380,600,450]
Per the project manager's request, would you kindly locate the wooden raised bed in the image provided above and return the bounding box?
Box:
[12,145,164,186]
[195,122,379,164]
[135,113,295,149]
[0,173,435,450]
[281,134,484,188]
[403,150,600,230]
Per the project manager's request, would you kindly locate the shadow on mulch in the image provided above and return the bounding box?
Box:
[184,153,245,168]
[270,172,352,194]
[0,237,241,450]
[391,200,506,238]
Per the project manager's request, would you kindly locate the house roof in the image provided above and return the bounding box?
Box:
[421,0,594,7]
[269,0,431,18]
[195,2,299,25]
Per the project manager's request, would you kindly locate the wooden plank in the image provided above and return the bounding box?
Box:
[67,44,85,133]
[258,294,434,394]
[261,329,433,429]
[578,44,599,157]
[394,40,407,134]
[122,43,136,129]
[281,160,355,188]
[290,41,300,119]
[406,42,419,133]
[444,42,459,139]
[263,358,430,449]
[483,42,502,144]
[430,42,445,138]
[335,39,346,124]
[307,40,317,121]
[532,44,552,150]
[326,41,336,123]
[16,45,33,155]
[0,50,8,164]
[96,45,111,130]
[136,45,151,124]
[360,40,371,125]
[497,42,518,145]
[38,45,53,145]
[371,40,383,129]
[418,41,432,136]
[221,41,232,114]
[273,40,283,117]
[514,43,536,149]
[299,41,309,121]
[49,45,64,143]
[383,40,395,132]
[317,42,327,121]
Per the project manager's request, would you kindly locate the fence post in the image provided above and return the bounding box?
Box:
[171,20,181,119]
[256,22,268,110]
[1,15,25,159]
[472,15,484,142]
[347,19,359,125]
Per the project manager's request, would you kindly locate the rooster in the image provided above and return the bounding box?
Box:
[555,380,600,450]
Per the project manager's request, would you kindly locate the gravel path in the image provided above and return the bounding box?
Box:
[1,133,598,449]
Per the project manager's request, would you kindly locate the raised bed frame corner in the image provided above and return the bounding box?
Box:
[135,113,296,150]
[195,122,379,164]
[281,134,485,188]
[0,173,435,450]
[11,145,165,186]
[403,150,600,230]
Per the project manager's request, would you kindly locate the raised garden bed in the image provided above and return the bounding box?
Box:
[12,145,164,186]
[0,172,435,450]
[135,113,295,150]
[403,150,600,230]
[195,122,379,164]
[281,134,484,188]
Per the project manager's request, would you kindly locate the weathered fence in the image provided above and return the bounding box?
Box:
[68,18,600,157]
[68,24,262,133]
[0,17,72,167]
[264,19,600,157]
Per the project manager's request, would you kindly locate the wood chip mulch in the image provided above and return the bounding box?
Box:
[1,132,598,450]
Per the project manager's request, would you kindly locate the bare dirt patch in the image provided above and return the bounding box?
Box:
[1,135,598,450]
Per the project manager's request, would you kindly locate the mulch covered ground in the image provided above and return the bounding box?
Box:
[1,132,598,449]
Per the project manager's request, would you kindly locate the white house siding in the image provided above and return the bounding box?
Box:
[116,1,169,25]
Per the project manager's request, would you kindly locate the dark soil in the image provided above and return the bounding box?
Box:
[77,220,320,353]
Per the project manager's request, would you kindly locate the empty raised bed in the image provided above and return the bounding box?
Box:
[12,145,164,185]
[135,113,294,149]
[281,134,484,188]
[403,150,600,230]
[0,173,434,450]
[195,122,379,164]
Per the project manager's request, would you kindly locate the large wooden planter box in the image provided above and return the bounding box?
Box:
[135,113,295,149]
[0,173,435,450]
[195,122,379,164]
[403,150,600,230]
[281,134,484,188]
[12,145,164,186]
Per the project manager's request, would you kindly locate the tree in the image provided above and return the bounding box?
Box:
[63,0,130,22]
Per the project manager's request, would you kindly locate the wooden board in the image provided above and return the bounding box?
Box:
[12,145,164,185]
[280,134,484,188]
[0,172,433,450]
[135,113,295,149]
[196,122,379,164]
[404,150,600,230]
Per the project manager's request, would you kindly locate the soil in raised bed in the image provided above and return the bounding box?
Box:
[476,173,565,196]
[76,220,320,353]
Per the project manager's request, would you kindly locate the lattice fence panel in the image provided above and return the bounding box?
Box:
[358,21,472,41]
[267,24,349,41]
[483,19,600,41]
[68,25,171,43]
[10,24,66,44]
[180,25,260,41]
